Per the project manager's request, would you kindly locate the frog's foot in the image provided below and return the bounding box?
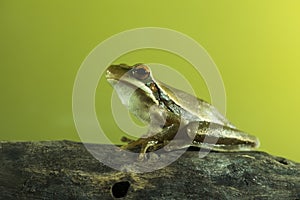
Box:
[138,140,160,161]
[119,137,161,160]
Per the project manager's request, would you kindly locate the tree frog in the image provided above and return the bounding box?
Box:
[106,63,260,160]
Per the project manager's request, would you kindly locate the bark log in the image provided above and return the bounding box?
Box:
[1,141,299,199]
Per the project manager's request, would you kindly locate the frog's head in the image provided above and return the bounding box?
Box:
[106,63,153,90]
[105,63,160,108]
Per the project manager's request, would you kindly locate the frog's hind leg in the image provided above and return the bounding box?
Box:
[184,121,260,151]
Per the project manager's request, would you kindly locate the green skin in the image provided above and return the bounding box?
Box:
[106,64,260,160]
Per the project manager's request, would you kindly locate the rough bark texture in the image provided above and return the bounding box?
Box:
[1,140,299,199]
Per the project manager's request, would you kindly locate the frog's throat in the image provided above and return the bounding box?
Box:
[107,78,160,106]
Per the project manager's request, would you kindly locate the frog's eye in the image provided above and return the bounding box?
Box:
[132,65,150,80]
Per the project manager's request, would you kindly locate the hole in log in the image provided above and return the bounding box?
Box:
[111,181,130,198]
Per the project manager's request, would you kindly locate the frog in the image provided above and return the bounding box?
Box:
[105,63,260,160]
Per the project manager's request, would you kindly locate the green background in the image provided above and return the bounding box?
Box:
[1,1,300,162]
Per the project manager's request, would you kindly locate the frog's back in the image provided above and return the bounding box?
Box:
[157,81,235,128]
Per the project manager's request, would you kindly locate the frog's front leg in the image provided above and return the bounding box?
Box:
[119,137,161,161]
[120,123,179,160]
[164,121,260,152]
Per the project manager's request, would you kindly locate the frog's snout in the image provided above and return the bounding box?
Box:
[105,68,112,78]
[105,65,118,80]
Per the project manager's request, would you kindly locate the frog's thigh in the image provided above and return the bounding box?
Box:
[164,121,219,151]
[162,123,199,151]
[186,121,221,136]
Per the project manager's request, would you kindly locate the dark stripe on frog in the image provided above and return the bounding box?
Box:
[146,81,182,116]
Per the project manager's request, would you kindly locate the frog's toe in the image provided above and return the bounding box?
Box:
[121,136,135,143]
[120,144,129,150]
[138,152,146,161]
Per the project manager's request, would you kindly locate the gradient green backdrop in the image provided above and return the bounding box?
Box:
[1,1,299,162]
